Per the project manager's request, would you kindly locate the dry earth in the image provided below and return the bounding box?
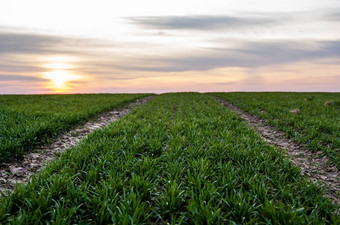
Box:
[215,97,340,206]
[0,96,154,195]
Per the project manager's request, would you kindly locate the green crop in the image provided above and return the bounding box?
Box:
[210,92,340,169]
[0,93,338,224]
[0,94,150,162]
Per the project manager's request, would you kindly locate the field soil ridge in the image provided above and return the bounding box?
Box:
[0,96,154,194]
[214,97,340,205]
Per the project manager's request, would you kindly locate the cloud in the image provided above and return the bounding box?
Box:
[0,74,47,81]
[0,63,45,73]
[127,15,275,30]
[0,30,112,56]
[0,30,122,77]
[234,40,340,62]
[0,32,64,54]
[2,29,340,75]
[1,26,340,84]
[118,40,340,72]
[327,11,340,21]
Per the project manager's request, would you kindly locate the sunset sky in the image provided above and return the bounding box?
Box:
[0,0,339,94]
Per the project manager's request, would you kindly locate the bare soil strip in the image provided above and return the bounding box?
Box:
[215,97,340,205]
[0,96,154,194]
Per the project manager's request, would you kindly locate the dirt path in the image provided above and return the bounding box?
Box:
[0,96,154,194]
[215,97,340,205]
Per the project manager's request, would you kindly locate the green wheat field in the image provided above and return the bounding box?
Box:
[0,93,339,224]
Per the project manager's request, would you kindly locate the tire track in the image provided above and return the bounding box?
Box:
[0,96,154,194]
[215,97,340,206]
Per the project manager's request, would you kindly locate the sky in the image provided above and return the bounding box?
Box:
[0,0,339,94]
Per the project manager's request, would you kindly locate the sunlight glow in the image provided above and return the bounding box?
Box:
[45,63,74,70]
[44,70,79,88]
[41,56,82,92]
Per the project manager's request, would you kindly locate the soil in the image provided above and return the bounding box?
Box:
[215,97,340,206]
[0,96,154,195]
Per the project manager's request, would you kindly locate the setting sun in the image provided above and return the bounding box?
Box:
[44,70,79,89]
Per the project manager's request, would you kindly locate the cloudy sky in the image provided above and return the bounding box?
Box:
[0,0,339,93]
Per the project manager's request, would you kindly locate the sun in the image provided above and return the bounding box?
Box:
[44,70,78,89]
[42,57,82,92]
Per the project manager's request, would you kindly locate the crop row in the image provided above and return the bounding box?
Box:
[211,92,340,169]
[0,93,337,224]
[0,94,149,163]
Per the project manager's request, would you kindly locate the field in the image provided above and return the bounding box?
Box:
[0,93,338,224]
[210,92,340,169]
[0,94,149,163]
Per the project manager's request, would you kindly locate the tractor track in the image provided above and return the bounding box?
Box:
[215,97,340,206]
[0,96,154,194]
